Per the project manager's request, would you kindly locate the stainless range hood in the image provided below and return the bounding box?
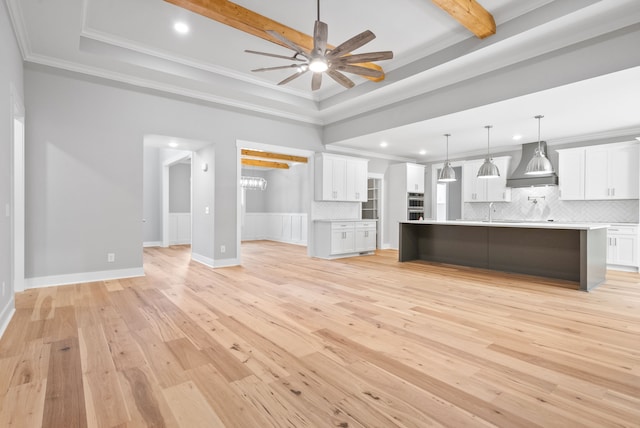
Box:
[506,141,558,188]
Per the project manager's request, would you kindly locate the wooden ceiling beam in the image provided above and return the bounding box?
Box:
[241,149,308,164]
[241,158,290,169]
[431,0,496,39]
[164,0,384,81]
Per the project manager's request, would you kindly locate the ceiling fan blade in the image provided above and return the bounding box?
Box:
[326,30,375,60]
[311,72,322,91]
[251,64,301,72]
[332,64,383,79]
[314,20,328,54]
[332,51,394,64]
[266,30,309,57]
[245,50,305,62]
[278,69,309,86]
[327,69,355,89]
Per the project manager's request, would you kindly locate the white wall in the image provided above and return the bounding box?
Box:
[24,64,324,282]
[0,1,24,334]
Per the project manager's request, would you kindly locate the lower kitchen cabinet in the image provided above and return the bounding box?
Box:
[314,220,377,259]
[607,225,638,270]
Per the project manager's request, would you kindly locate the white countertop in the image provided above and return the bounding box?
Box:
[401,220,609,230]
[314,219,378,222]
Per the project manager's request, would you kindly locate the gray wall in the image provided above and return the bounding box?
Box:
[0,1,24,327]
[169,163,191,213]
[243,164,309,213]
[143,145,161,243]
[192,145,215,261]
[24,64,323,277]
[242,168,268,213]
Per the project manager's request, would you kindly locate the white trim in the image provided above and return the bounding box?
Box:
[191,252,214,268]
[24,267,144,289]
[143,241,162,247]
[10,84,25,293]
[213,258,240,268]
[0,297,16,340]
[4,0,31,59]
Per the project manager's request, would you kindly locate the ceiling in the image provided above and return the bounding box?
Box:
[6,0,640,161]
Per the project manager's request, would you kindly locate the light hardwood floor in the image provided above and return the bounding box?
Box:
[0,241,639,427]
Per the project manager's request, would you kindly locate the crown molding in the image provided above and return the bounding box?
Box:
[5,0,32,60]
[547,126,640,146]
[325,145,417,163]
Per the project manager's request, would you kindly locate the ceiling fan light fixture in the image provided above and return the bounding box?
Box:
[525,115,554,175]
[309,56,328,73]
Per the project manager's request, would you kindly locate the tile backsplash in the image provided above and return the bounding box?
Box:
[463,186,639,223]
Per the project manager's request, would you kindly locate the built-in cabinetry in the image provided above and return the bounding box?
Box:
[314,220,377,259]
[462,156,512,202]
[607,224,638,271]
[388,163,426,249]
[558,141,639,200]
[315,153,368,202]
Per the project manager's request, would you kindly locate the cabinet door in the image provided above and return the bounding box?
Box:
[609,144,639,199]
[614,235,637,266]
[558,149,585,200]
[463,161,485,202]
[585,146,610,200]
[346,160,368,202]
[486,157,511,202]
[329,157,347,200]
[331,230,345,254]
[406,164,425,193]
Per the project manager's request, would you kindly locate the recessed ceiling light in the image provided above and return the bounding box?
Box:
[174,22,189,34]
[380,142,388,148]
[419,149,427,155]
[512,134,523,141]
[168,141,178,148]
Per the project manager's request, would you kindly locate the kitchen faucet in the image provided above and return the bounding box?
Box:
[488,202,494,222]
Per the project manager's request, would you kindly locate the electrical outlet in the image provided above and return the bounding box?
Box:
[205,206,210,214]
[107,253,115,263]
[220,245,226,253]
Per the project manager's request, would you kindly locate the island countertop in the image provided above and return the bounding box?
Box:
[400,220,610,231]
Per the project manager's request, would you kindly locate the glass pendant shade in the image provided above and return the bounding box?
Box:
[525,115,554,175]
[477,125,500,178]
[438,133,457,182]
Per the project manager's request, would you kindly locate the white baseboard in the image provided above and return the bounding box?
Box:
[144,241,162,247]
[25,267,145,289]
[192,252,239,269]
[169,240,191,246]
[381,243,392,250]
[607,264,639,273]
[0,296,16,340]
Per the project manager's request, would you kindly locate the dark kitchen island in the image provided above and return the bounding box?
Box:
[399,220,609,291]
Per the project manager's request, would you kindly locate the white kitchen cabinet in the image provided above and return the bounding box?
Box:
[355,221,377,252]
[557,148,585,200]
[314,220,377,259]
[346,158,368,202]
[463,156,511,202]
[584,142,639,200]
[607,225,638,270]
[406,163,425,193]
[315,153,368,202]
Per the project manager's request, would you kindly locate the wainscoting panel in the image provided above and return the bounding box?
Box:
[169,213,191,245]
[243,213,307,246]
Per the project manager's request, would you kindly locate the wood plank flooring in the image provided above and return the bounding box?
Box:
[1,241,639,427]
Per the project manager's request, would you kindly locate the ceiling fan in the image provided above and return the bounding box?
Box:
[245,0,393,91]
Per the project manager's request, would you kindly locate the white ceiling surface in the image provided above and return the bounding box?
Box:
[7,0,640,160]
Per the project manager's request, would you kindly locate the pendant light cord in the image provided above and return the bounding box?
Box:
[535,115,544,154]
[317,0,320,21]
[485,125,492,156]
[444,134,450,160]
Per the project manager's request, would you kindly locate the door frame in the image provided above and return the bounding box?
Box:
[11,84,25,293]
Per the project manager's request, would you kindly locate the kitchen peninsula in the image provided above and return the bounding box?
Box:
[399,220,609,291]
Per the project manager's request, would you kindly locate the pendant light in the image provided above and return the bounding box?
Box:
[525,115,554,175]
[477,125,500,178]
[438,133,456,182]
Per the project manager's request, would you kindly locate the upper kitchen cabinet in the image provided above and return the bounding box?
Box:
[463,156,512,202]
[559,141,639,200]
[406,163,425,193]
[585,142,639,200]
[557,148,585,200]
[314,153,368,202]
